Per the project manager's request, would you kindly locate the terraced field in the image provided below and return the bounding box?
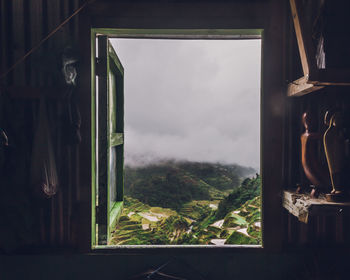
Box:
[110,195,261,245]
[112,163,261,245]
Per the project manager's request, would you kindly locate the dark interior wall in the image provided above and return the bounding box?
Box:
[0,0,81,87]
[1,0,350,279]
[0,252,308,280]
[284,88,350,247]
[282,1,350,247]
[0,0,82,250]
[2,251,350,280]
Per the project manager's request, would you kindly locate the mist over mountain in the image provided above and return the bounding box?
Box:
[113,39,261,170]
[125,155,257,175]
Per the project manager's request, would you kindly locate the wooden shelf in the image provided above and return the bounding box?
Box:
[287,76,324,97]
[283,190,350,223]
[288,0,350,97]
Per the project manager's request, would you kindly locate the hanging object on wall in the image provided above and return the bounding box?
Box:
[310,0,326,69]
[323,111,349,202]
[0,129,8,146]
[300,112,331,193]
[62,50,78,86]
[287,0,350,97]
[62,47,81,144]
[30,96,58,198]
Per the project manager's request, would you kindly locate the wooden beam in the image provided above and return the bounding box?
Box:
[88,1,267,20]
[316,69,350,86]
[260,0,285,252]
[287,76,324,97]
[289,0,310,77]
[283,190,350,223]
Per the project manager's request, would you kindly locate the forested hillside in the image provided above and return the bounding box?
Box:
[111,161,261,245]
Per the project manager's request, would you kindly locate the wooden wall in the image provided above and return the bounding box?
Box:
[283,2,350,247]
[0,0,82,250]
[1,0,81,87]
[1,0,350,253]
[283,88,350,247]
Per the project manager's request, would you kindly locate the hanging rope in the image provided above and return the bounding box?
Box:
[0,0,96,81]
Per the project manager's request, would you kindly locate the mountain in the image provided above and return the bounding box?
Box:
[124,160,255,210]
[215,175,261,219]
[112,160,261,245]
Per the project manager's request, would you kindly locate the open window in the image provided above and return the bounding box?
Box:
[94,35,124,245]
[91,30,265,248]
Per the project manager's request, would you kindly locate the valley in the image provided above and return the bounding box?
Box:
[110,161,261,245]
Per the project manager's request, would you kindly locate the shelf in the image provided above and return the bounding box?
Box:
[288,0,350,97]
[283,190,350,223]
[287,76,324,97]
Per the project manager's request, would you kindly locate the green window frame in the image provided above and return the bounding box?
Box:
[93,35,124,245]
[89,28,281,251]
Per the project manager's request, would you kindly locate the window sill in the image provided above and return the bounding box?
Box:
[91,244,263,254]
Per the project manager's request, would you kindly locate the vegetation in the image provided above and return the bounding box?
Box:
[111,161,261,245]
[126,167,211,211]
[215,175,261,219]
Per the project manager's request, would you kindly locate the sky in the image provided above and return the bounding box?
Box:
[111,39,261,169]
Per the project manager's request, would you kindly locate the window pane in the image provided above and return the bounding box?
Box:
[110,38,261,246]
[109,146,117,204]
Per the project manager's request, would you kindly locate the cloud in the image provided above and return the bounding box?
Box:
[111,39,261,169]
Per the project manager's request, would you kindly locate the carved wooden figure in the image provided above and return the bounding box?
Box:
[301,112,331,191]
[323,111,348,202]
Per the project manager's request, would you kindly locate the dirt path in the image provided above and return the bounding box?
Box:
[211,219,225,228]
[237,227,249,237]
[138,212,159,222]
[211,239,226,245]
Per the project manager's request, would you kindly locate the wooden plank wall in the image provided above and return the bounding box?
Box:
[1,0,80,87]
[283,3,350,248]
[1,0,349,251]
[0,0,82,249]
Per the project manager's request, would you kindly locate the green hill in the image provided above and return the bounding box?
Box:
[215,174,261,219]
[109,162,261,245]
[124,160,256,210]
[177,161,255,191]
[125,166,211,210]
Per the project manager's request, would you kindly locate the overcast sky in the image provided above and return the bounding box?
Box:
[111,39,261,169]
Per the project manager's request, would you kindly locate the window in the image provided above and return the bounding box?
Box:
[94,36,125,245]
[91,30,265,248]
